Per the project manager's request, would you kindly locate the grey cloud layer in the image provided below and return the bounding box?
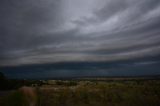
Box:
[0,0,160,66]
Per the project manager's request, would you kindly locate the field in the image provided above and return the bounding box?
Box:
[0,78,160,106]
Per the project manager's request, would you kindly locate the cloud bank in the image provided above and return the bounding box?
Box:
[0,0,160,66]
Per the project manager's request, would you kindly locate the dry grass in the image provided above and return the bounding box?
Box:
[1,80,160,106]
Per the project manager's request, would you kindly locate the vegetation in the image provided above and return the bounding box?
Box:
[0,72,44,90]
[0,79,160,106]
[1,72,160,106]
[38,80,160,106]
[55,80,78,86]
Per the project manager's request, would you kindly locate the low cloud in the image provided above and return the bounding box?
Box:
[0,0,160,66]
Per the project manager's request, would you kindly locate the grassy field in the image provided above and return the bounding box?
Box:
[0,79,160,106]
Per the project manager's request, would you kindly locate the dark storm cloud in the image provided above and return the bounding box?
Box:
[0,0,160,66]
[94,0,128,21]
[0,0,62,51]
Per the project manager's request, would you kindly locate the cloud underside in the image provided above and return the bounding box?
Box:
[0,0,160,66]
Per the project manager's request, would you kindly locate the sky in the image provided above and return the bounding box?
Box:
[0,0,160,78]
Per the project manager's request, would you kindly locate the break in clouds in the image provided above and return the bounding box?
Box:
[0,0,160,66]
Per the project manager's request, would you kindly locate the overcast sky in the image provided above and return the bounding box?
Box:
[0,0,160,67]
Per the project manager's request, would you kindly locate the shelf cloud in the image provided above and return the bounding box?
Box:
[0,0,160,67]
